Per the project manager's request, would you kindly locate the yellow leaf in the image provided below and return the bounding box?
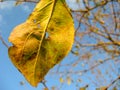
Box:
[96,87,107,90]
[79,87,86,90]
[59,77,64,83]
[44,88,49,90]
[67,76,71,85]
[8,0,74,87]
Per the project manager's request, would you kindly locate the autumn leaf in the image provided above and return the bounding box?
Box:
[8,0,74,87]
[67,76,71,85]
[79,87,86,90]
[59,77,64,83]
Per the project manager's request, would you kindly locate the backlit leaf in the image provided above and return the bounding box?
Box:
[8,0,74,87]
[67,76,71,85]
[44,88,49,90]
[79,87,86,90]
[59,77,64,83]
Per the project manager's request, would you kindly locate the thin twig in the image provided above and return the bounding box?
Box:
[111,1,117,31]
[106,76,120,89]
[41,80,49,90]
[0,34,9,48]
[50,56,119,75]
[71,0,108,12]
[75,12,86,36]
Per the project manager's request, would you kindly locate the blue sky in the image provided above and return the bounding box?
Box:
[0,1,37,90]
[0,1,120,90]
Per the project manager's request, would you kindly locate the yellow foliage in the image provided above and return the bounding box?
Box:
[67,76,71,85]
[59,77,64,83]
[8,0,74,87]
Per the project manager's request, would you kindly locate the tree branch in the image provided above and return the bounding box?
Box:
[111,1,118,31]
[71,0,108,12]
[106,76,120,89]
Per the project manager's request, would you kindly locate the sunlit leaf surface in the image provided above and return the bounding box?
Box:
[8,0,74,87]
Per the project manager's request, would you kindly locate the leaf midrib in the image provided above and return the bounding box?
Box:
[34,0,56,84]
